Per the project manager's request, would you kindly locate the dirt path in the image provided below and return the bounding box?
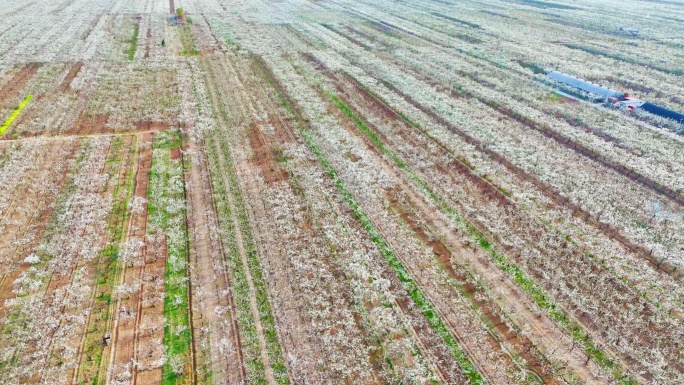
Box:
[133,237,166,385]
[200,52,285,384]
[185,135,246,384]
[106,132,153,385]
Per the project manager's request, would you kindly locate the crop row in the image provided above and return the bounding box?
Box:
[201,55,289,384]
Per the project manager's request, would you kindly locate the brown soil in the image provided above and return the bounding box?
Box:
[59,62,84,92]
[170,147,181,160]
[132,233,166,384]
[0,64,40,105]
[74,113,109,135]
[134,121,170,132]
[68,116,169,137]
[247,122,289,184]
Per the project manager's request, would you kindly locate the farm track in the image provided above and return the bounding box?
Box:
[106,132,154,385]
[204,67,279,384]
[133,238,168,385]
[0,129,167,142]
[59,61,83,91]
[186,134,246,385]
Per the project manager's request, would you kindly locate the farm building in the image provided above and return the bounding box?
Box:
[547,71,625,100]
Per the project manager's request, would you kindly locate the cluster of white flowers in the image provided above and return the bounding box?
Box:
[0,136,119,382]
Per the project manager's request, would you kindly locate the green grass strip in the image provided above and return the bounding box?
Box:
[180,26,199,56]
[0,95,32,136]
[127,24,139,60]
[322,86,636,385]
[148,131,192,385]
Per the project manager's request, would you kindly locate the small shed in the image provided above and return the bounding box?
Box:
[548,71,625,99]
